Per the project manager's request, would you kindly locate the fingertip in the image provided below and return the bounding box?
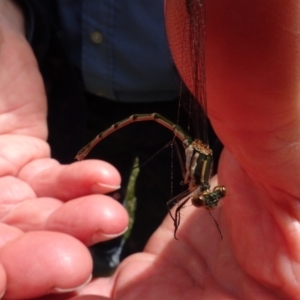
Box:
[91,183,121,194]
[0,264,6,299]
[0,231,93,299]
[51,274,92,293]
[45,195,129,245]
[57,160,122,200]
[89,226,128,245]
[81,159,121,188]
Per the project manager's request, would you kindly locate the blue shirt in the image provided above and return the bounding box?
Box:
[56,0,180,102]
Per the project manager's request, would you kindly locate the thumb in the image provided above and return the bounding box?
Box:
[206,0,300,197]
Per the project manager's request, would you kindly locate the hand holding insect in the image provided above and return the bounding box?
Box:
[76,1,300,299]
[0,0,300,299]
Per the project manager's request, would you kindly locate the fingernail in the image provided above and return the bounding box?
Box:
[52,274,92,293]
[92,183,121,193]
[89,227,128,244]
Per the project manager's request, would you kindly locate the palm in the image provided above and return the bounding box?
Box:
[93,142,298,300]
[0,11,128,299]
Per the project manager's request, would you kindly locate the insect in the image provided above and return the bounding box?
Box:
[77,0,227,239]
[75,113,226,238]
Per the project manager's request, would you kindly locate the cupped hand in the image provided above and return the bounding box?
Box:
[0,136,128,299]
[2,0,300,299]
[74,1,300,299]
[0,2,128,299]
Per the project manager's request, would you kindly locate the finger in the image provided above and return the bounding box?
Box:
[167,1,300,194]
[37,294,110,300]
[74,277,113,298]
[0,135,49,177]
[45,195,129,245]
[71,296,110,300]
[0,231,92,299]
[1,198,62,231]
[0,264,6,299]
[0,224,25,298]
[18,159,121,200]
[1,194,128,244]
[205,1,300,194]
[0,223,23,247]
[0,176,37,218]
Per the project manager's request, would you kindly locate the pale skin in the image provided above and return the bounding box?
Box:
[1,0,300,299]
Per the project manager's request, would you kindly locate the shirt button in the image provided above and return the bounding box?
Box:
[90,31,103,44]
[96,91,105,97]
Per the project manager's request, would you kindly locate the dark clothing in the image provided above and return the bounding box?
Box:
[20,0,87,163]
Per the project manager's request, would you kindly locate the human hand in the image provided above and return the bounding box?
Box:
[3,0,300,299]
[72,1,300,299]
[0,2,128,299]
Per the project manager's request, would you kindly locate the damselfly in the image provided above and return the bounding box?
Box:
[77,0,226,238]
[75,113,226,238]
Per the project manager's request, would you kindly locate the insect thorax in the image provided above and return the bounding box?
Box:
[185,139,213,191]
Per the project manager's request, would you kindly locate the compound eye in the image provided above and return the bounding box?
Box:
[213,186,227,197]
[191,196,205,207]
